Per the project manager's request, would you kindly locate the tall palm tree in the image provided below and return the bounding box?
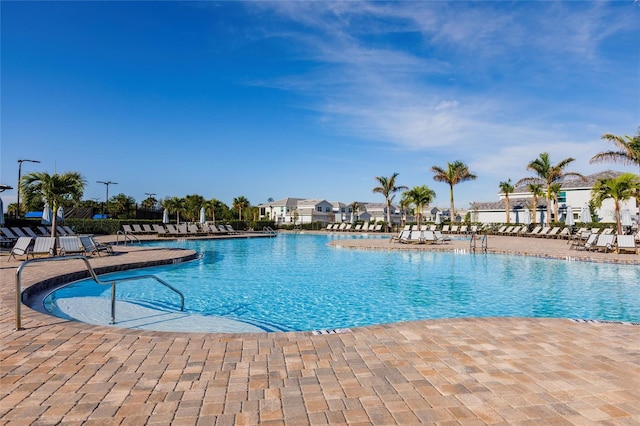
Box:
[526,183,544,225]
[110,193,136,219]
[590,131,640,171]
[516,153,585,226]
[431,161,477,222]
[498,179,515,223]
[233,196,250,221]
[184,194,206,222]
[21,171,86,237]
[549,182,563,223]
[163,196,186,225]
[404,185,436,228]
[372,173,408,231]
[591,173,640,234]
[399,192,412,227]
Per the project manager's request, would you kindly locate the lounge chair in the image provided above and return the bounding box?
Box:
[225,224,240,234]
[142,224,155,234]
[37,226,50,236]
[601,228,614,235]
[422,230,437,244]
[404,230,423,244]
[354,224,362,231]
[10,227,29,238]
[324,223,333,231]
[56,226,69,236]
[153,224,168,236]
[31,237,56,258]
[177,224,189,235]
[434,230,450,243]
[525,226,541,237]
[373,224,383,232]
[509,226,521,236]
[494,225,507,235]
[391,230,411,243]
[459,225,468,234]
[62,226,76,235]
[616,235,638,254]
[58,236,85,255]
[589,234,616,252]
[122,224,135,235]
[344,224,352,231]
[545,227,561,238]
[558,228,571,240]
[536,227,551,237]
[570,232,593,250]
[441,225,450,234]
[361,223,370,232]
[8,237,33,262]
[132,224,145,234]
[80,235,113,257]
[470,225,478,233]
[450,225,459,234]
[0,227,19,242]
[22,227,40,238]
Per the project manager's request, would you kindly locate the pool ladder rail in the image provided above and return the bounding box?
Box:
[262,226,278,236]
[14,254,184,331]
[470,232,488,253]
[116,229,141,245]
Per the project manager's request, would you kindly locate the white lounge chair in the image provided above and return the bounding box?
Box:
[31,237,56,258]
[58,236,84,256]
[589,234,616,252]
[434,230,450,243]
[8,237,33,262]
[391,230,411,243]
[616,235,638,254]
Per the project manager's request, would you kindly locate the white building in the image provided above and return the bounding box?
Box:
[470,170,638,225]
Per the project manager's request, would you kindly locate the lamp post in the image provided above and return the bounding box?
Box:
[96,181,117,218]
[17,159,40,218]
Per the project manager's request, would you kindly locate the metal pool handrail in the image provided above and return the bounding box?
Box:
[14,254,184,331]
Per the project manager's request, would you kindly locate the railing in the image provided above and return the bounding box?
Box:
[262,226,277,236]
[116,230,140,245]
[470,232,488,253]
[14,255,184,331]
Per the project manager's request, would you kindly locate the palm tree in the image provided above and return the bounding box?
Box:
[163,196,186,225]
[526,183,544,225]
[516,153,585,226]
[20,171,86,237]
[591,173,640,234]
[372,173,408,231]
[233,196,250,221]
[404,185,436,228]
[349,201,360,223]
[590,130,640,171]
[549,182,563,223]
[431,161,477,222]
[110,193,136,219]
[399,192,412,227]
[498,179,515,223]
[184,194,206,222]
[140,195,158,210]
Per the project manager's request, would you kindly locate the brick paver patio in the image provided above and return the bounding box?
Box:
[1,233,638,424]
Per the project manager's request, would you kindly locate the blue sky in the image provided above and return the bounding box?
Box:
[2,1,638,210]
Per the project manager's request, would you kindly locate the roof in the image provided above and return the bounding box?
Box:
[513,170,625,192]
[470,197,548,211]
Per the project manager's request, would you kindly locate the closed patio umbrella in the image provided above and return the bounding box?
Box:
[435,211,441,225]
[580,203,590,223]
[42,202,52,225]
[564,206,574,226]
[621,209,632,228]
[162,209,169,224]
[0,197,4,226]
[56,206,65,223]
[199,207,206,224]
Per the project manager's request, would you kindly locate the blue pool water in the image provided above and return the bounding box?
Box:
[44,234,640,331]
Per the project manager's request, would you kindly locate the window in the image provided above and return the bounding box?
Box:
[325,207,331,213]
[317,206,322,212]
[558,191,566,203]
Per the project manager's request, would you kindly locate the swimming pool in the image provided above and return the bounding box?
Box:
[44,233,640,332]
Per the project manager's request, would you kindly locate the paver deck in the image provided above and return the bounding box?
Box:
[1,233,638,425]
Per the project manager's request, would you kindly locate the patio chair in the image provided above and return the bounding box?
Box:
[615,235,638,254]
[22,227,40,239]
[37,226,50,236]
[62,226,76,235]
[589,234,616,253]
[31,237,56,258]
[0,227,19,242]
[422,230,437,244]
[56,226,69,236]
[80,235,113,257]
[122,224,135,234]
[153,224,168,236]
[226,224,241,234]
[8,237,33,262]
[450,225,459,234]
[558,228,571,240]
[132,224,145,234]
[10,227,29,238]
[441,225,450,234]
[545,227,561,238]
[524,226,541,237]
[434,230,450,243]
[58,236,85,256]
[142,224,155,234]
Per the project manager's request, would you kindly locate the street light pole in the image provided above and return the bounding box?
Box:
[96,181,118,218]
[17,159,40,219]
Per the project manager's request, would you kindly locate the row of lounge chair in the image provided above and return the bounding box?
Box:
[7,235,113,262]
[325,223,385,232]
[0,226,77,244]
[392,230,450,245]
[569,232,638,254]
[122,223,242,237]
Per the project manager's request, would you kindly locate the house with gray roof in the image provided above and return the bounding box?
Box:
[470,170,637,224]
